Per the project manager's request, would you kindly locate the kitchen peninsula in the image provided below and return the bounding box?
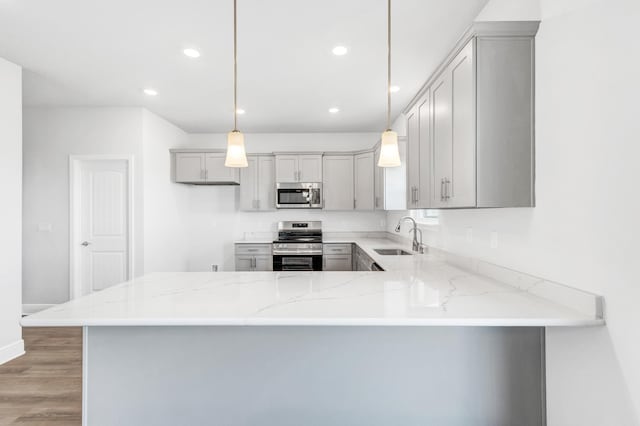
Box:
[22,236,603,426]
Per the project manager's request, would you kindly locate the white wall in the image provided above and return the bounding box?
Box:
[23,114,386,301]
[0,57,24,364]
[142,110,190,272]
[187,132,379,152]
[390,0,640,424]
[22,107,145,305]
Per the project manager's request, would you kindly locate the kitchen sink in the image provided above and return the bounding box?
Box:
[373,248,413,256]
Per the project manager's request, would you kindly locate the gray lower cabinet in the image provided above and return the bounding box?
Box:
[234,244,273,271]
[323,244,353,271]
[353,245,375,271]
[323,255,353,271]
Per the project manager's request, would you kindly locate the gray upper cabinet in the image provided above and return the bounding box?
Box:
[354,152,374,210]
[175,153,206,183]
[173,151,240,185]
[406,93,431,209]
[405,21,538,209]
[240,155,275,211]
[432,40,475,208]
[375,138,407,211]
[323,155,354,210]
[406,107,420,209]
[275,154,323,183]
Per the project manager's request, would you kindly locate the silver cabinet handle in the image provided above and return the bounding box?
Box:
[81,241,91,247]
[256,199,260,209]
[444,178,451,200]
[415,186,419,203]
[440,178,445,201]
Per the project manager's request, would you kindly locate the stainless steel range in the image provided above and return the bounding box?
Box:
[272,221,323,271]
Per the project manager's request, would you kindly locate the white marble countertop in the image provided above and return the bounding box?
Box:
[22,237,604,327]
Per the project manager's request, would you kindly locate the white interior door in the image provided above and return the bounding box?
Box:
[76,159,130,296]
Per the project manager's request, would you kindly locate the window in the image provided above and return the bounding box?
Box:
[412,209,439,225]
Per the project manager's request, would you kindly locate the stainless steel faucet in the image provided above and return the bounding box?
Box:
[395,216,426,254]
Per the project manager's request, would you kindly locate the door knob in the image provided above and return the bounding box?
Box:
[81,241,91,246]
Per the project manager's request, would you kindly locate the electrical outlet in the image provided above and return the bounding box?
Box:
[37,223,52,232]
[466,228,473,243]
[490,232,498,249]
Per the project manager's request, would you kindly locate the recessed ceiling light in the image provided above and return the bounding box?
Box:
[183,48,201,58]
[143,88,158,96]
[332,46,348,56]
[236,108,245,115]
[389,85,400,93]
[329,107,340,114]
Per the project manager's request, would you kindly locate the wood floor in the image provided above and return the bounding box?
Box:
[0,328,82,426]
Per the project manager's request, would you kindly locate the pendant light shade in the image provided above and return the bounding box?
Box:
[378,129,401,167]
[378,0,400,168]
[225,130,248,167]
[225,0,248,168]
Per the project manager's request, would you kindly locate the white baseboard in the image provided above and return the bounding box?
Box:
[22,304,55,315]
[0,339,25,365]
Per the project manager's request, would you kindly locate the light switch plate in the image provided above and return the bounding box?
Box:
[37,223,53,232]
[490,232,498,249]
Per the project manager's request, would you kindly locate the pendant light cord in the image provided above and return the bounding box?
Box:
[386,0,391,131]
[233,0,238,131]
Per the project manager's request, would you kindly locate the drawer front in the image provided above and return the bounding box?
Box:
[235,244,272,255]
[323,255,353,271]
[323,244,352,255]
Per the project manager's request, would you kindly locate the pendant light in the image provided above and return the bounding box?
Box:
[378,0,401,168]
[225,0,248,168]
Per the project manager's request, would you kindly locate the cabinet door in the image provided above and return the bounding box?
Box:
[449,41,476,208]
[354,152,374,210]
[257,156,275,210]
[239,156,258,211]
[235,256,253,271]
[374,146,384,210]
[205,153,240,183]
[431,70,453,208]
[323,255,353,271]
[175,153,205,183]
[322,156,354,210]
[253,256,273,271]
[275,155,298,182]
[298,155,323,182]
[417,92,431,208]
[406,106,420,208]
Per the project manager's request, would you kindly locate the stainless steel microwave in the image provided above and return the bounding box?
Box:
[276,183,322,209]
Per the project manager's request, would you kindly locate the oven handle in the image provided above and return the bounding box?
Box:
[273,251,323,256]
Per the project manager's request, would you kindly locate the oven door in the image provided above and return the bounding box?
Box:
[273,255,323,271]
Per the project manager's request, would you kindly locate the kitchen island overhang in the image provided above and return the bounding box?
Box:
[21,266,602,426]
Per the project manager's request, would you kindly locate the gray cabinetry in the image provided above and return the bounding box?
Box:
[240,155,275,211]
[353,245,376,271]
[172,150,240,185]
[234,244,273,271]
[407,89,432,209]
[275,154,322,183]
[322,155,354,210]
[405,21,538,209]
[323,244,353,271]
[354,152,375,210]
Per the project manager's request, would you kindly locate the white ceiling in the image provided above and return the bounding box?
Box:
[0,0,488,133]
